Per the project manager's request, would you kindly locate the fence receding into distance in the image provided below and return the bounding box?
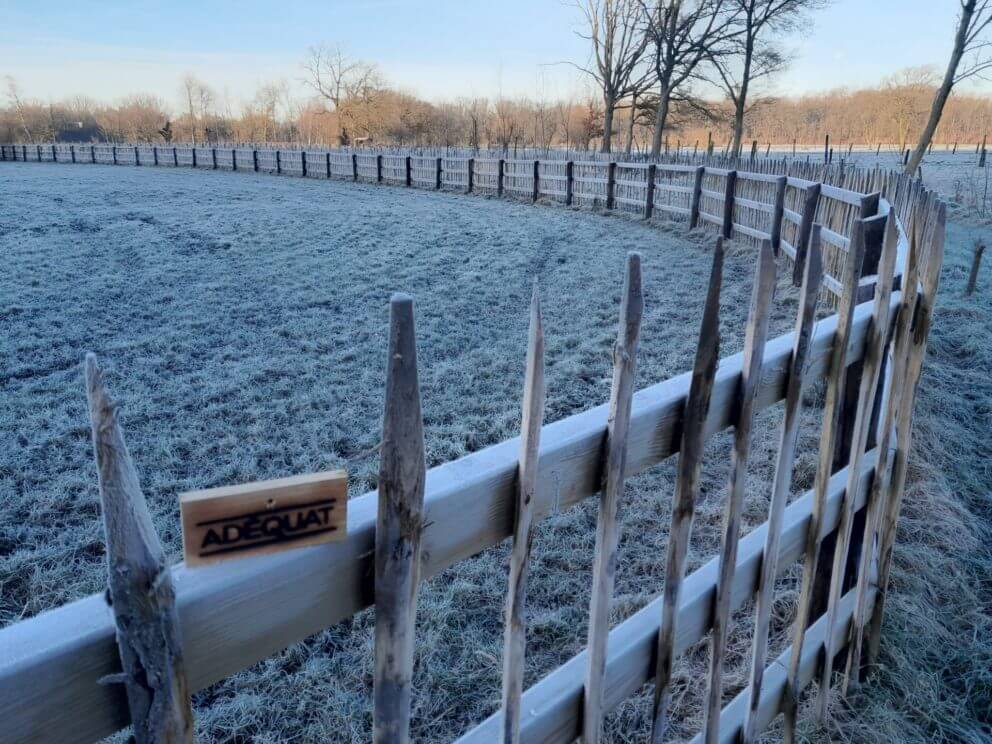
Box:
[0,143,944,744]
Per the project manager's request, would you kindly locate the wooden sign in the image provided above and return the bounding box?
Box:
[180,470,347,567]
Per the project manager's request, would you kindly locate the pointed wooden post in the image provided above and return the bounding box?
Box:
[84,354,194,744]
[781,220,867,744]
[793,183,822,286]
[644,163,656,219]
[689,166,705,228]
[816,212,901,720]
[500,285,546,744]
[374,294,427,744]
[721,170,737,239]
[582,253,643,744]
[742,231,823,743]
[702,241,777,744]
[866,203,945,664]
[770,175,787,255]
[651,240,724,744]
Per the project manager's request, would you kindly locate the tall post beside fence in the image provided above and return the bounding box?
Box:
[606,161,617,209]
[721,170,737,239]
[435,157,442,189]
[211,147,217,169]
[644,163,656,219]
[71,145,76,163]
[52,144,58,162]
[405,156,411,187]
[467,158,474,194]
[253,149,259,172]
[497,159,505,197]
[376,154,383,183]
[301,151,308,177]
[135,146,140,166]
[793,182,822,286]
[326,152,332,179]
[689,166,705,228]
[192,148,197,168]
[566,160,575,206]
[354,153,360,181]
[91,145,96,164]
[276,150,281,175]
[532,160,540,202]
[153,146,158,166]
[232,149,237,171]
[770,175,787,255]
[112,146,117,165]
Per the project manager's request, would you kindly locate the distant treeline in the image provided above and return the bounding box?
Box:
[1,72,989,152]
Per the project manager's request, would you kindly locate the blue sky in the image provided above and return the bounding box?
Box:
[2,0,988,111]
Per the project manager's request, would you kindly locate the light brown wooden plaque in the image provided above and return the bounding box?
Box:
[180,470,347,567]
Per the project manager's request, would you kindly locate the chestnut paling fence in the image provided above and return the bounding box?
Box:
[0,145,944,744]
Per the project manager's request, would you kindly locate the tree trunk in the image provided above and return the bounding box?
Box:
[625,95,637,154]
[905,0,973,175]
[651,86,672,157]
[601,96,615,153]
[730,97,746,158]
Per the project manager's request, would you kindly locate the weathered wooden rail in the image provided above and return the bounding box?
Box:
[0,144,944,744]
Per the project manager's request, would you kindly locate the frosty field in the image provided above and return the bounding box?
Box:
[1,162,989,742]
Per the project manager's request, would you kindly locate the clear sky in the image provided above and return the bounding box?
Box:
[1,0,988,112]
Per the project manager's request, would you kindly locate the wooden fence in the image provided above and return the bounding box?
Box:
[0,144,945,744]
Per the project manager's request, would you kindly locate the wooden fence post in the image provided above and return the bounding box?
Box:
[275,149,281,174]
[84,355,194,744]
[405,156,411,187]
[71,144,76,163]
[134,146,140,166]
[689,166,705,228]
[36,144,41,161]
[374,294,427,744]
[497,158,505,197]
[532,160,540,202]
[566,160,575,206]
[376,154,383,183]
[326,152,332,179]
[52,143,58,162]
[253,149,258,172]
[301,150,308,177]
[792,183,822,286]
[500,285,546,744]
[721,170,737,239]
[651,241,723,744]
[89,145,95,164]
[743,232,823,743]
[644,163,656,219]
[467,157,474,193]
[435,156,442,189]
[702,241,777,744]
[583,253,643,744]
[965,240,985,296]
[210,147,217,169]
[191,148,197,168]
[112,146,117,165]
[153,146,158,166]
[354,153,360,181]
[604,162,616,210]
[231,149,237,171]
[174,147,179,168]
[770,175,787,255]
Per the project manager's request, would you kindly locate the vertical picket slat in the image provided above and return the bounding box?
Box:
[742,231,823,743]
[781,219,867,743]
[865,202,945,664]
[702,240,777,744]
[650,240,724,744]
[582,253,644,744]
[816,211,900,719]
[84,354,194,744]
[500,285,546,744]
[374,294,427,744]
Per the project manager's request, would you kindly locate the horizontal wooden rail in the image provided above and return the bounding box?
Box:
[0,295,892,744]
[458,449,879,742]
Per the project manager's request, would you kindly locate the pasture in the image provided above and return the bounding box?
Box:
[0,161,989,742]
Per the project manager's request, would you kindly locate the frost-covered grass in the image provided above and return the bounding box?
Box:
[0,162,988,742]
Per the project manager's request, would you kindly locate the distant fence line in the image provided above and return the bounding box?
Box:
[0,140,945,743]
[2,142,918,301]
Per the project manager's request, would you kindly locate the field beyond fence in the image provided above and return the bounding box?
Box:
[0,144,945,744]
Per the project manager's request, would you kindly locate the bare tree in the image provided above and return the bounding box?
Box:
[906,0,992,173]
[571,0,653,152]
[641,0,739,155]
[303,45,379,146]
[180,74,214,145]
[712,0,823,156]
[5,77,34,140]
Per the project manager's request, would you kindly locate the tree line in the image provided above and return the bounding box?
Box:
[2,1,989,168]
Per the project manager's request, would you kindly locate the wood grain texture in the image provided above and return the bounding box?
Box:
[702,241,776,744]
[816,209,901,719]
[651,240,724,744]
[866,201,945,665]
[843,211,920,691]
[180,471,347,567]
[85,354,194,744]
[501,285,546,744]
[781,219,867,744]
[742,229,823,743]
[374,294,427,744]
[0,295,891,744]
[582,253,644,744]
[456,450,882,744]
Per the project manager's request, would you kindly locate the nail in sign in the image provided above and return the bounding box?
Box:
[180,470,347,567]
